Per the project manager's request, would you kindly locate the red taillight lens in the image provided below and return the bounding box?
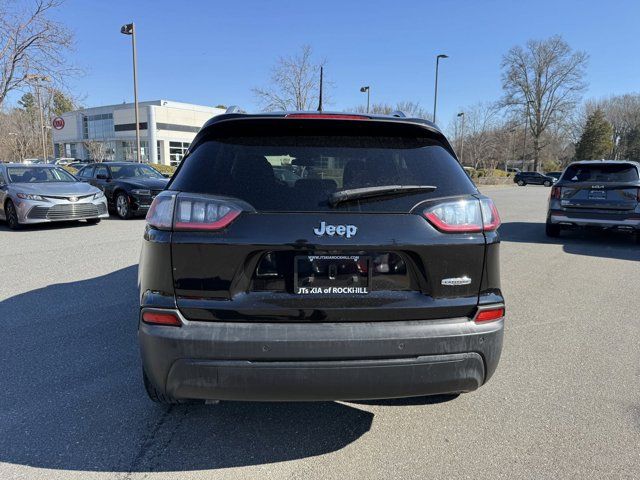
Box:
[423,198,500,233]
[174,194,242,231]
[142,311,181,326]
[637,188,640,202]
[474,307,505,323]
[551,186,562,199]
[285,113,368,120]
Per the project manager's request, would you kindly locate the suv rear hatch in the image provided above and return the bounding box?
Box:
[162,116,499,323]
[557,162,640,211]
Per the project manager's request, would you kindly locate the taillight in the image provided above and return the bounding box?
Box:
[551,186,562,199]
[423,198,500,233]
[479,197,501,231]
[142,310,181,326]
[474,307,505,323]
[145,191,243,231]
[174,194,241,231]
[146,192,175,230]
[637,188,640,202]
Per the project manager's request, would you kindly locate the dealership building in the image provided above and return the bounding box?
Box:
[51,100,225,165]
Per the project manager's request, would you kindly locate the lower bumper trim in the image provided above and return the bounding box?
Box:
[166,353,485,401]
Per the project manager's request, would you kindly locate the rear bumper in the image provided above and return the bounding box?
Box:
[139,312,504,401]
[548,209,640,229]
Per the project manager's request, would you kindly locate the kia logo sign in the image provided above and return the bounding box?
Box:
[52,117,65,130]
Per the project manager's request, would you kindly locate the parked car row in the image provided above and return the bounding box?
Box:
[0,162,169,229]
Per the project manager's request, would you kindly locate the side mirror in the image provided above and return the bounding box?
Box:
[96,174,109,180]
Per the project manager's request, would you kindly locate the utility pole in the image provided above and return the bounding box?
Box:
[26,74,50,161]
[521,101,533,171]
[121,22,142,162]
[317,66,324,112]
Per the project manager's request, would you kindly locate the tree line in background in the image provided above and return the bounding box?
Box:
[0,0,79,161]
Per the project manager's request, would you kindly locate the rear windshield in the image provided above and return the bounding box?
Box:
[561,163,639,183]
[170,135,475,212]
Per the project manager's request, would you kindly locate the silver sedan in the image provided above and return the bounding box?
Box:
[0,164,109,229]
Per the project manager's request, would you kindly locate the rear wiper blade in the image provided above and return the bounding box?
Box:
[328,185,437,207]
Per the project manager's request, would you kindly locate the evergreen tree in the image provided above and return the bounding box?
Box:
[52,91,74,115]
[575,109,614,160]
[18,93,36,114]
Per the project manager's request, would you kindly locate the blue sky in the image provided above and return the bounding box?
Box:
[46,0,640,126]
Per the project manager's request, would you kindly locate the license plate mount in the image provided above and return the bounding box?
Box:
[294,255,371,295]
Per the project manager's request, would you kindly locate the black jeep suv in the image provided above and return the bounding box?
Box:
[138,111,505,403]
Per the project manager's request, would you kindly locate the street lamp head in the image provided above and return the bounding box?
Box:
[360,86,369,93]
[120,23,134,35]
[437,54,449,59]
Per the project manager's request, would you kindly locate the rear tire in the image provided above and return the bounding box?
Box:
[634,232,640,244]
[546,221,561,237]
[5,200,20,230]
[143,370,183,404]
[517,180,525,186]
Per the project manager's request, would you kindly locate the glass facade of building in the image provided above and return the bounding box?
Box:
[82,113,114,139]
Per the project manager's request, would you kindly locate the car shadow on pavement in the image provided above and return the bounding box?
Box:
[0,265,373,474]
[499,221,640,261]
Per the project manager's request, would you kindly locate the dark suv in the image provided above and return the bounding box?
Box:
[514,171,555,187]
[546,160,640,241]
[138,111,505,403]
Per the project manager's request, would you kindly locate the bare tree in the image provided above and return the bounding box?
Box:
[83,140,107,162]
[501,35,588,171]
[0,0,74,109]
[0,108,40,161]
[253,45,326,111]
[586,93,640,159]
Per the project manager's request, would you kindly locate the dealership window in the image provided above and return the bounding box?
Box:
[82,113,114,140]
[169,141,189,166]
[121,140,149,162]
[65,143,78,158]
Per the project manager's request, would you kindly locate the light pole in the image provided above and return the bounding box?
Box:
[26,74,50,161]
[360,86,370,113]
[121,22,142,163]
[432,54,448,124]
[457,112,465,162]
[521,100,533,171]
[507,127,516,171]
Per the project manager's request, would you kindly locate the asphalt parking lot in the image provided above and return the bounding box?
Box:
[1,185,639,480]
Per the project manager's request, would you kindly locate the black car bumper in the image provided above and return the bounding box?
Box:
[139,311,504,401]
[548,209,640,230]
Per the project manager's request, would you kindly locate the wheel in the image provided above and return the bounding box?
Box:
[546,221,561,237]
[5,200,21,230]
[143,370,182,404]
[517,180,525,186]
[543,180,552,187]
[115,192,132,219]
[86,218,101,225]
[634,232,640,244]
